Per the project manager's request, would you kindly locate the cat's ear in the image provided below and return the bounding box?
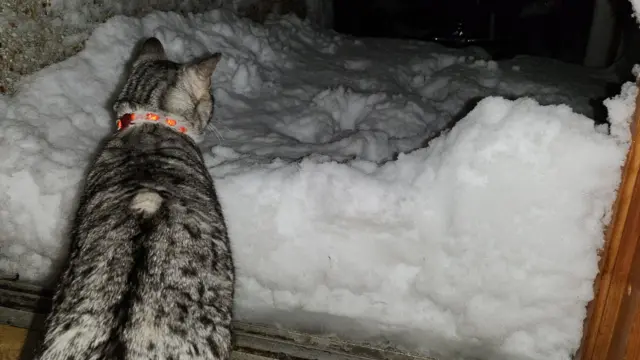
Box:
[176,53,221,105]
[135,37,167,64]
[190,53,222,85]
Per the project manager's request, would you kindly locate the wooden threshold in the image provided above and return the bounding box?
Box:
[0,279,434,360]
[0,325,28,360]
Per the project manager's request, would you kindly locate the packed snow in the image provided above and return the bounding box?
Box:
[0,8,634,360]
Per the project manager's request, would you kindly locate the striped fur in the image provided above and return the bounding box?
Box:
[35,38,235,360]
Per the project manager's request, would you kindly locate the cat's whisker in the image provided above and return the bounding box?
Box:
[209,123,225,143]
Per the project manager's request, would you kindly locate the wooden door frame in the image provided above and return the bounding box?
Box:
[578,85,640,359]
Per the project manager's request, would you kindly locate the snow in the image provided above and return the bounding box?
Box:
[0,8,634,360]
[631,0,640,25]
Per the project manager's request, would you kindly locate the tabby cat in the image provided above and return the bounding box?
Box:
[35,37,235,360]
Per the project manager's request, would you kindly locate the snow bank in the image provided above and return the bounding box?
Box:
[631,0,640,25]
[0,8,632,360]
[50,0,332,29]
[217,94,630,360]
[49,0,221,24]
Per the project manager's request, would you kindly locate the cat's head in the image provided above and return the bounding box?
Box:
[113,37,221,138]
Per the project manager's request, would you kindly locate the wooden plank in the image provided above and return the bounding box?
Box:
[577,85,640,359]
[611,242,640,359]
[0,324,273,360]
[0,325,28,360]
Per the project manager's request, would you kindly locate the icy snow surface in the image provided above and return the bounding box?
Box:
[0,9,633,360]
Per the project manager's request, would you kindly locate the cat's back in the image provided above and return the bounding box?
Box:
[37,125,234,360]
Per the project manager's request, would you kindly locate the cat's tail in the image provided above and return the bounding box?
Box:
[130,190,163,216]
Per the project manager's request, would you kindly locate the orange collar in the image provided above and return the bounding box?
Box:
[116,111,190,134]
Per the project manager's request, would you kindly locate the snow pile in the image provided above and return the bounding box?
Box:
[49,0,220,25]
[632,0,640,25]
[0,8,633,360]
[217,95,630,360]
[49,0,332,29]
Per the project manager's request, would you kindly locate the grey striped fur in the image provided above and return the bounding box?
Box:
[35,38,235,360]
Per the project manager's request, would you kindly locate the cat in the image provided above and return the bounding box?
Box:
[34,37,235,360]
